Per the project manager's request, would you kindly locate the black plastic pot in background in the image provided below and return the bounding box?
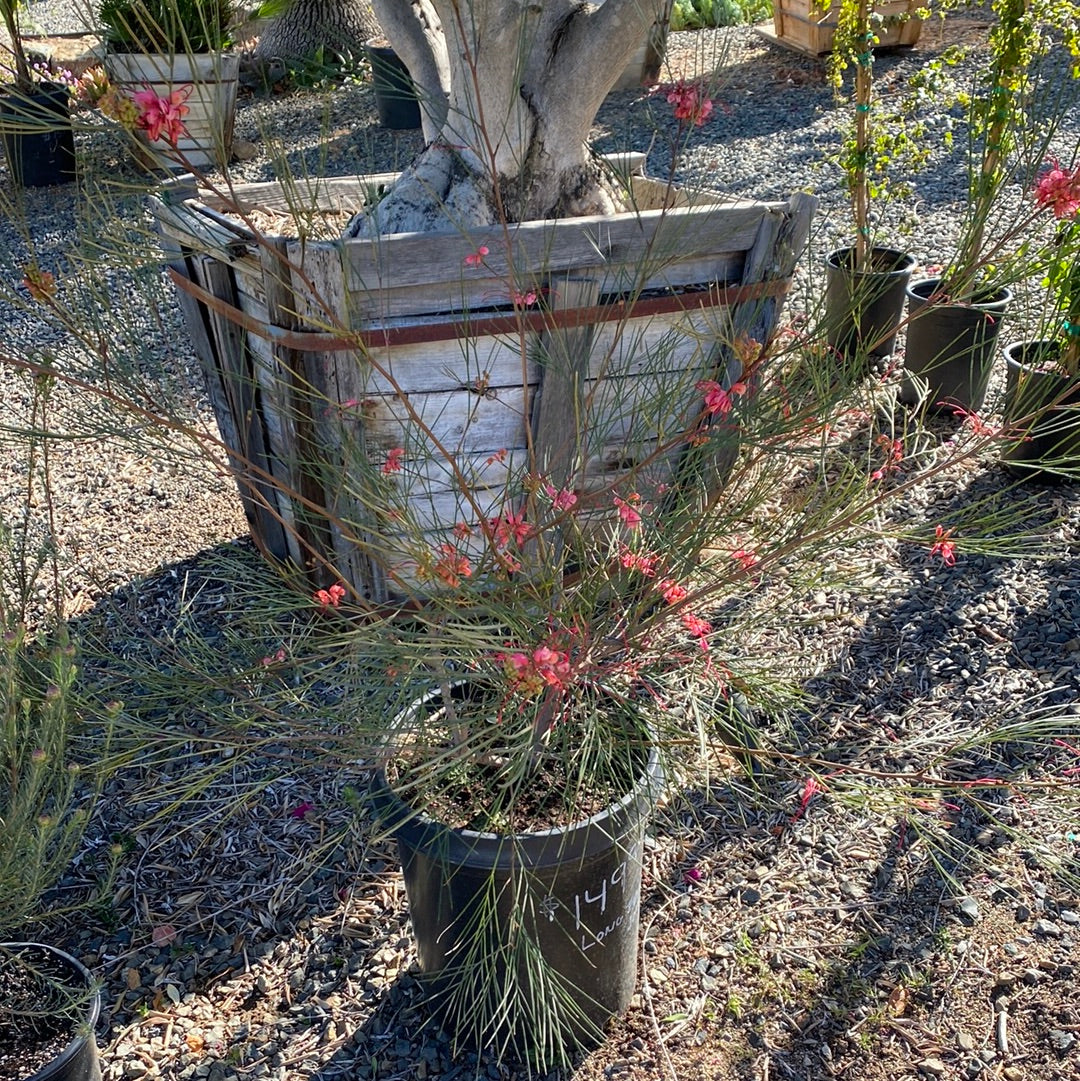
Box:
[0,82,77,188]
[370,693,662,1059]
[364,44,422,130]
[0,942,101,1081]
[900,277,1012,413]
[824,246,914,363]
[1000,340,1080,482]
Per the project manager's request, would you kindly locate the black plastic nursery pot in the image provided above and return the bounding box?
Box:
[900,277,1012,412]
[0,83,76,188]
[370,694,663,1058]
[824,246,914,362]
[364,44,422,130]
[1000,340,1080,482]
[0,943,101,1081]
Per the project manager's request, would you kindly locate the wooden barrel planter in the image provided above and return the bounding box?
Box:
[151,161,815,603]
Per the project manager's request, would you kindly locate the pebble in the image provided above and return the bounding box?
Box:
[959,896,980,921]
[1033,919,1063,938]
[918,1058,947,1076]
[1049,1029,1077,1053]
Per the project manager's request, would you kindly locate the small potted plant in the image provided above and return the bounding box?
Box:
[821,0,920,366]
[0,0,77,186]
[0,617,102,1081]
[97,0,240,169]
[901,0,1080,412]
[1000,157,1080,479]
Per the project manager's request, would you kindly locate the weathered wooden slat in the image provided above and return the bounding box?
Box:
[532,277,602,492]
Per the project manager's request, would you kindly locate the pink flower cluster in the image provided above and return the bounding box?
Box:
[664,79,714,127]
[499,643,573,696]
[132,84,191,145]
[1035,159,1080,220]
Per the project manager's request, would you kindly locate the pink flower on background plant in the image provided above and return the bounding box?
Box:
[929,525,957,567]
[614,494,642,530]
[544,483,578,511]
[697,378,746,417]
[260,648,287,666]
[790,777,825,823]
[500,643,572,696]
[313,583,347,609]
[432,543,473,587]
[664,79,714,126]
[619,545,659,577]
[730,548,759,571]
[381,447,404,474]
[1034,159,1080,220]
[131,84,191,145]
[464,245,489,267]
[658,578,688,605]
[511,288,539,306]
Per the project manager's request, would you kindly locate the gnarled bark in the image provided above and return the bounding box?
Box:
[349,0,666,237]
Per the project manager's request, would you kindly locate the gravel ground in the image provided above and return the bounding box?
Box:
[3,6,1080,1081]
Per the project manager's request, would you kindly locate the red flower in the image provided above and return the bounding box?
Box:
[1034,159,1080,220]
[381,447,404,474]
[658,578,688,605]
[489,509,530,548]
[731,548,758,571]
[696,378,746,417]
[614,494,642,530]
[289,801,314,820]
[929,525,957,567]
[619,544,659,577]
[464,245,489,267]
[432,543,473,587]
[132,84,191,144]
[790,777,825,823]
[544,483,578,511]
[313,583,347,609]
[664,79,714,126]
[681,611,711,639]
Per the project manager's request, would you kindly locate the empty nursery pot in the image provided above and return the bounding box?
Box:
[0,82,76,188]
[365,43,422,130]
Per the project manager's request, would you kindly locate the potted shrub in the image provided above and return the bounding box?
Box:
[821,0,921,366]
[901,0,1080,413]
[0,619,102,1081]
[0,0,77,186]
[98,0,239,169]
[765,0,923,56]
[1000,157,1080,479]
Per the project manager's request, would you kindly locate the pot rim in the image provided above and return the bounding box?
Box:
[825,246,915,276]
[370,683,663,856]
[907,275,1013,309]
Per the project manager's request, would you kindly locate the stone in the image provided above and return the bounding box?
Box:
[959,896,980,921]
[231,139,259,161]
[957,1031,975,1051]
[1033,919,1062,938]
[1002,1069,1023,1081]
[918,1058,947,1076]
[1049,1029,1077,1053]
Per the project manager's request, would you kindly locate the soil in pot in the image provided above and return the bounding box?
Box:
[0,943,101,1081]
[1001,339,1080,482]
[900,278,1012,412]
[824,246,914,364]
[0,83,76,188]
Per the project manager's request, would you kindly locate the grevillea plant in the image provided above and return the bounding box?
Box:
[1,11,1075,1069]
[941,0,1080,300]
[1033,159,1080,375]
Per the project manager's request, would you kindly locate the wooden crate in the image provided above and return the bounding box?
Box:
[152,161,815,602]
[760,0,923,56]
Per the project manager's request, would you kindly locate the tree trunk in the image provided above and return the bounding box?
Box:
[349,0,667,237]
[254,0,381,61]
